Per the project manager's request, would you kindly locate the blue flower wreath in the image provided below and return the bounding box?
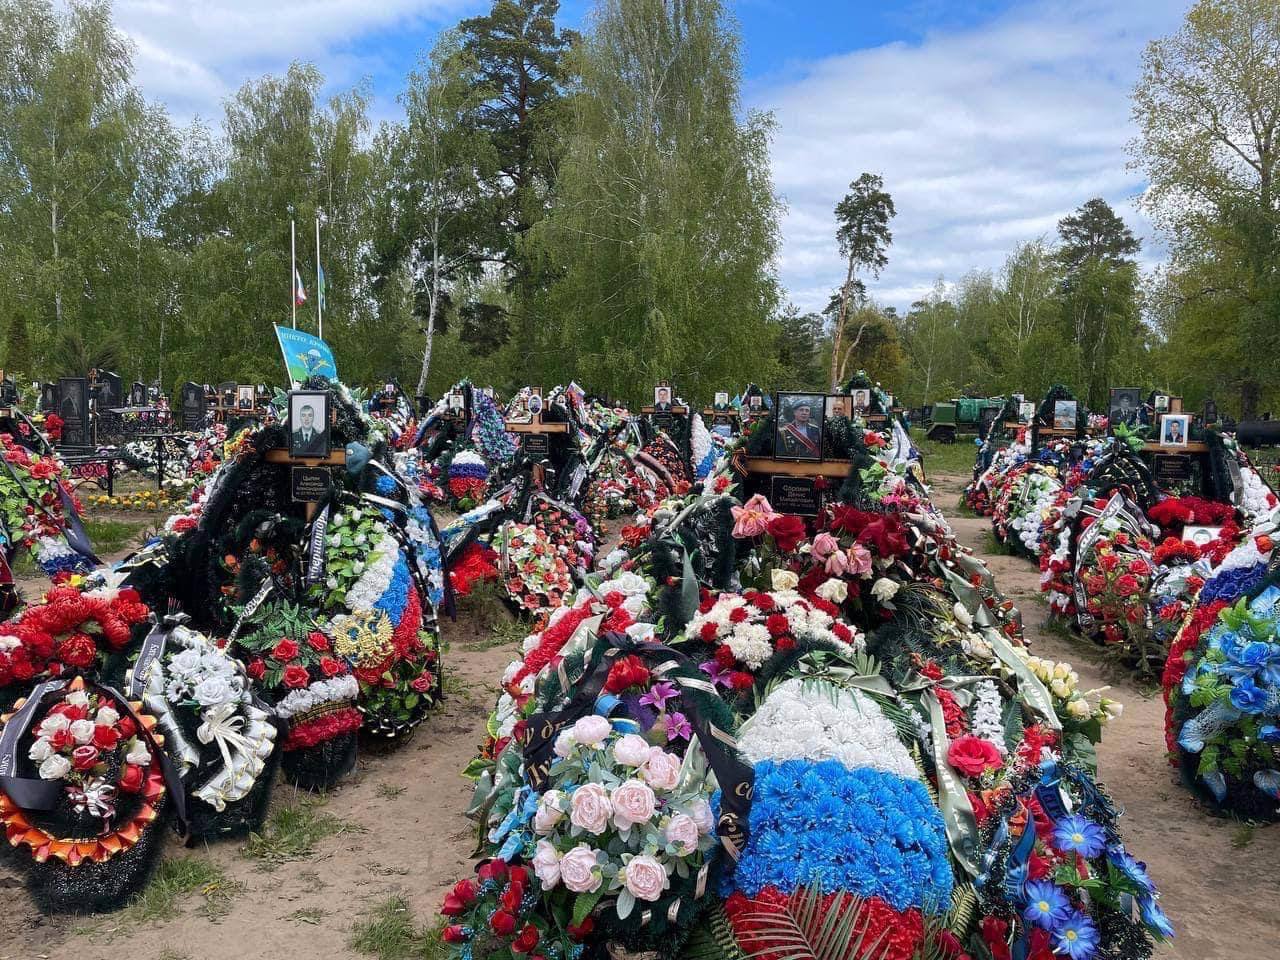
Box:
[719,759,954,913]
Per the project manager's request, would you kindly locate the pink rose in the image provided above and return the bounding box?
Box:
[811,532,840,560]
[569,782,613,834]
[686,798,714,835]
[558,844,602,893]
[571,714,612,748]
[610,778,657,828]
[623,854,668,902]
[847,543,873,576]
[641,748,682,791]
[824,548,850,576]
[532,839,561,889]
[534,790,566,834]
[731,494,776,539]
[611,733,651,767]
[664,813,699,854]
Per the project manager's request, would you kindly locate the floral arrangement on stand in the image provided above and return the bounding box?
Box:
[0,433,97,578]
[0,584,151,698]
[447,449,492,510]
[123,618,280,838]
[0,677,177,912]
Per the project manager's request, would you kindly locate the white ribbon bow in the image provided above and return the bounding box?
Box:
[197,702,253,771]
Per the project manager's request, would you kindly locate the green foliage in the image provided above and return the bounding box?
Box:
[1132,0,1280,418]
[528,0,783,405]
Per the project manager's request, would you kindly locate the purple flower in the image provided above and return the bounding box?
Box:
[640,681,678,710]
[699,661,732,689]
[666,711,692,742]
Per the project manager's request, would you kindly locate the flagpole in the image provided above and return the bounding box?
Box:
[315,213,323,341]
[290,218,297,329]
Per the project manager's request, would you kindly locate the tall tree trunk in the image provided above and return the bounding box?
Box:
[52,197,61,325]
[1241,379,1260,420]
[830,257,856,388]
[416,212,441,397]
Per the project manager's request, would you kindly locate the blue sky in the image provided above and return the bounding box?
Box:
[111,0,1188,312]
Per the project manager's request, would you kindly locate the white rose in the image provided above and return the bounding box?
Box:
[553,730,577,759]
[640,748,682,791]
[534,790,566,834]
[1066,698,1090,720]
[69,719,95,744]
[870,578,899,603]
[952,602,973,628]
[1051,679,1070,699]
[815,579,848,604]
[28,738,54,761]
[193,676,235,707]
[125,738,152,766]
[65,690,90,708]
[771,569,799,591]
[36,713,70,737]
[95,706,121,726]
[38,754,72,780]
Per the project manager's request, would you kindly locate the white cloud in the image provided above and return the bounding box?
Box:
[109,0,477,123]
[755,0,1186,313]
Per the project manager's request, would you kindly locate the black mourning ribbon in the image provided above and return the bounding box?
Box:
[520,631,754,861]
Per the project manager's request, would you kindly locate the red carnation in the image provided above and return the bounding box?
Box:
[319,656,345,678]
[246,658,267,680]
[714,645,737,668]
[272,637,300,661]
[567,918,594,941]
[306,631,330,653]
[282,664,310,689]
[48,727,74,751]
[512,925,540,954]
[118,762,145,794]
[728,606,749,624]
[947,735,1003,777]
[699,622,719,642]
[765,613,790,638]
[730,671,755,690]
[490,910,517,937]
[604,654,651,693]
[767,514,808,553]
[1097,553,1119,573]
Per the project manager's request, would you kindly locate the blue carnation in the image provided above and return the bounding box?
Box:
[720,760,953,913]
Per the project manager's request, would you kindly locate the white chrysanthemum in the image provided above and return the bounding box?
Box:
[737,678,918,779]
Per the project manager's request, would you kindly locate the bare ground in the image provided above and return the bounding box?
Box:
[1,480,1276,959]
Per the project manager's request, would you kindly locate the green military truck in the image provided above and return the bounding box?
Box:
[925,396,1008,443]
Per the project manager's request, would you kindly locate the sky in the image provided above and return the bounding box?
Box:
[108,0,1190,313]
